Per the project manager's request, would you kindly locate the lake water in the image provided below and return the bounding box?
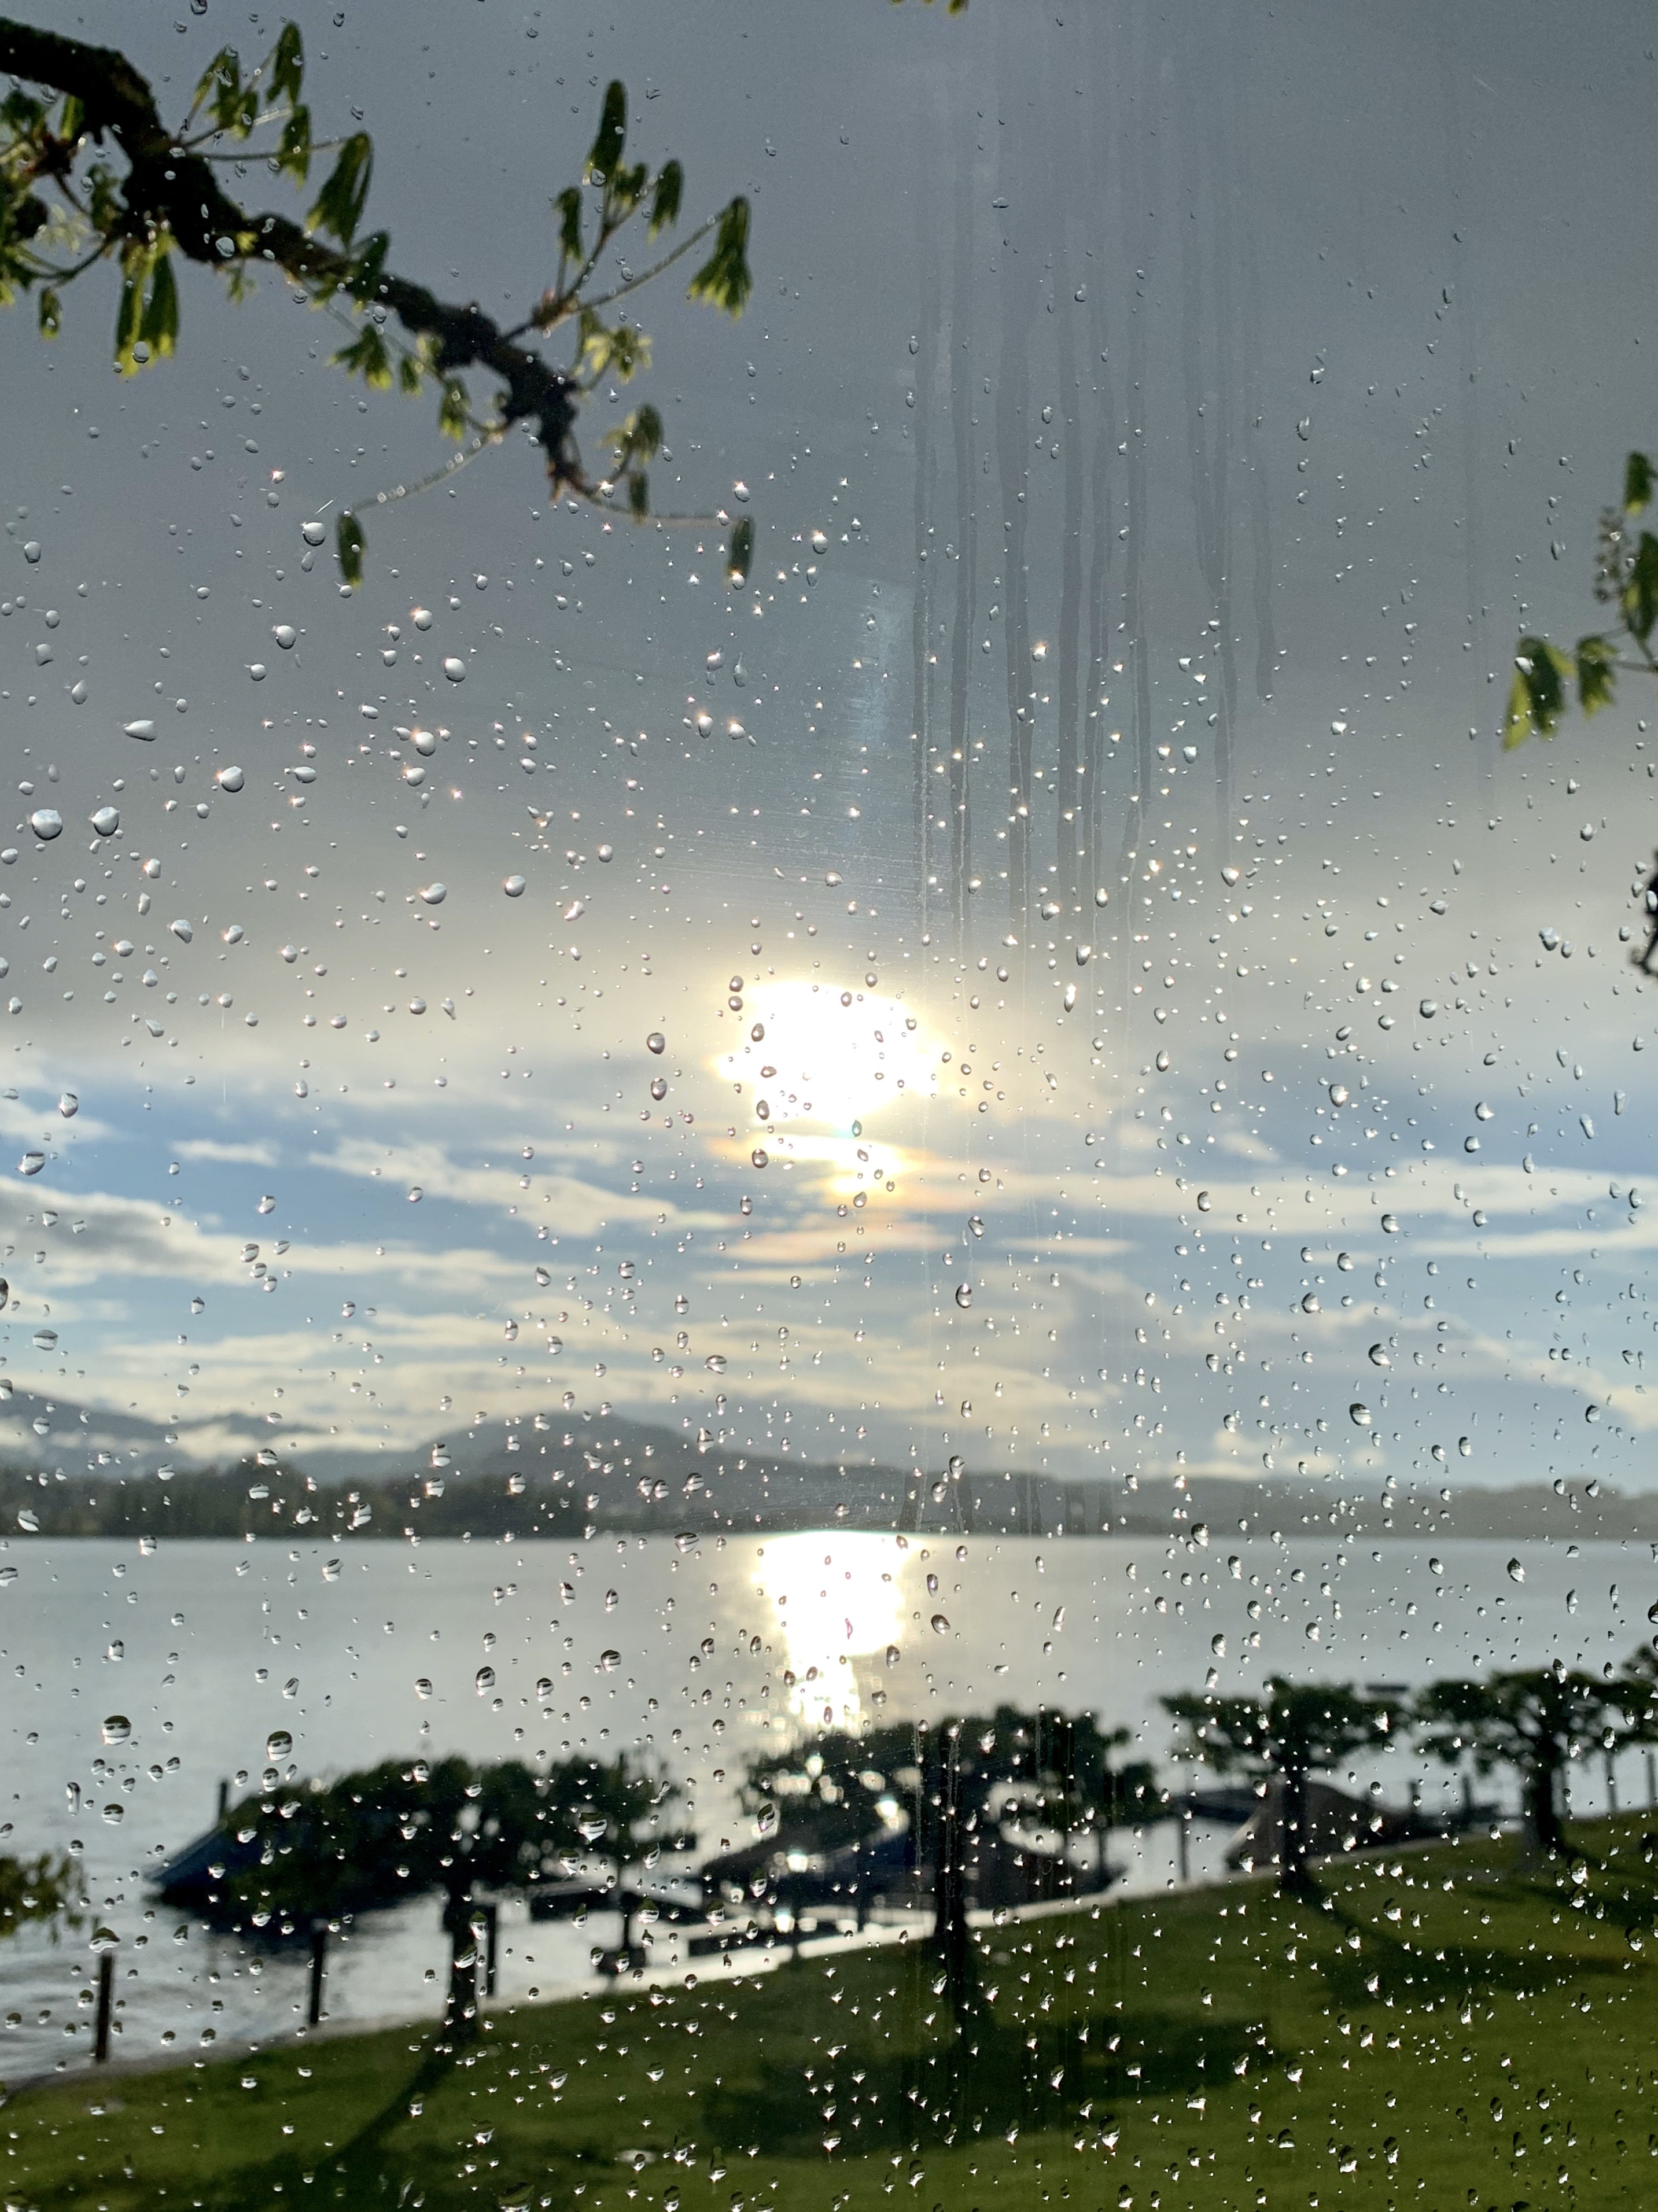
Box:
[2,1527,1651,2085]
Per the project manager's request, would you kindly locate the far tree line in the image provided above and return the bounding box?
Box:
[5,1651,1655,2040]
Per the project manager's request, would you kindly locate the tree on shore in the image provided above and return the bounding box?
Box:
[1413,1666,1627,1860]
[1162,1679,1396,1895]
[0,1850,82,1943]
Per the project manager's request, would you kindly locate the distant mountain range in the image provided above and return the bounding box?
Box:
[0,1383,1650,1546]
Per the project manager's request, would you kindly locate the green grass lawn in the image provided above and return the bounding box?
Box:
[6,1817,1658,2211]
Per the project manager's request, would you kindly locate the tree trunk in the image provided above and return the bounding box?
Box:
[1280,1761,1313,1894]
[442,1889,480,2041]
[1523,1757,1568,1858]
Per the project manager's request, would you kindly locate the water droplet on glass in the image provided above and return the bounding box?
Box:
[1586,1403,1602,1423]
[930,1613,950,1635]
[646,1031,666,1055]
[650,1076,667,1101]
[20,1155,45,1179]
[442,657,466,683]
[596,843,614,862]
[1300,1293,1320,1313]
[265,1730,292,1762]
[217,765,244,793]
[58,1093,76,1119]
[301,521,327,546]
[412,606,433,631]
[418,883,446,906]
[1380,1212,1400,1234]
[1418,999,1438,1019]
[1506,1558,1525,1584]
[954,1283,973,1310]
[705,1354,727,1374]
[1196,1190,1211,1212]
[502,874,526,898]
[414,1676,433,1699]
[22,541,42,565]
[1349,1402,1372,1426]
[1329,1084,1349,1107]
[90,806,119,836]
[101,1715,131,1745]
[475,1665,496,1694]
[124,719,157,742]
[811,530,828,555]
[273,625,297,650]
[170,918,193,943]
[29,809,61,840]
[598,1649,621,1673]
[967,1215,983,1238]
[1368,1344,1390,1367]
[248,663,267,682]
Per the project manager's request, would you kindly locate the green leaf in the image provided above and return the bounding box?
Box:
[270,23,305,109]
[554,185,583,263]
[37,287,60,340]
[1576,633,1618,716]
[139,251,179,359]
[1626,532,1658,643]
[687,198,751,318]
[331,325,392,389]
[586,80,627,187]
[336,511,365,590]
[647,160,683,237]
[308,132,374,246]
[1625,451,1655,515]
[1503,637,1571,747]
[345,231,390,304]
[277,104,312,185]
[437,378,471,440]
[727,515,754,588]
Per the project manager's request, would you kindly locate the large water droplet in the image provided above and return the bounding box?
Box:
[442,657,467,683]
[475,1665,496,1694]
[170,918,193,943]
[90,806,119,836]
[301,521,327,546]
[418,883,447,906]
[598,1650,621,1673]
[29,809,61,840]
[273,624,297,650]
[811,530,828,555]
[1368,1344,1390,1367]
[705,1354,728,1374]
[266,1729,293,1762]
[502,874,526,898]
[58,1093,77,1119]
[217,765,245,794]
[646,1031,666,1055]
[101,1715,131,1745]
[123,719,157,742]
[1349,1402,1372,1426]
[930,1613,950,1635]
[954,1283,973,1310]
[20,1155,45,1179]
[1506,1558,1525,1584]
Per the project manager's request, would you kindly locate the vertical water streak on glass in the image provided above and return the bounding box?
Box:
[1177,16,1239,855]
[946,120,979,938]
[1438,16,1490,774]
[911,95,944,930]
[1235,126,1279,724]
[1049,47,1086,913]
[1083,1,1119,926]
[1115,0,1160,901]
[994,16,1040,929]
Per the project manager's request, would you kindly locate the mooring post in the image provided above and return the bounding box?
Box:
[93,1951,114,2063]
[307,1922,327,2027]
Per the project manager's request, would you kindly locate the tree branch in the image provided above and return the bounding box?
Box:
[0,17,581,475]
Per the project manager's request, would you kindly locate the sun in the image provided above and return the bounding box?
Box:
[714,979,939,1131]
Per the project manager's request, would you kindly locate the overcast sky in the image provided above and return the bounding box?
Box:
[3,0,1658,1501]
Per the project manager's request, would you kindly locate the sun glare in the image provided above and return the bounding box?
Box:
[714,978,939,1132]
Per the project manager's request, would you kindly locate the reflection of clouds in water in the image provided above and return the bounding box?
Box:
[754,1531,907,1728]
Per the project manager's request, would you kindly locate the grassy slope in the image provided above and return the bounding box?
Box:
[6,1817,1658,2211]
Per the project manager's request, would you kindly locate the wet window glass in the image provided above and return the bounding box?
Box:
[3,4,1658,2207]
